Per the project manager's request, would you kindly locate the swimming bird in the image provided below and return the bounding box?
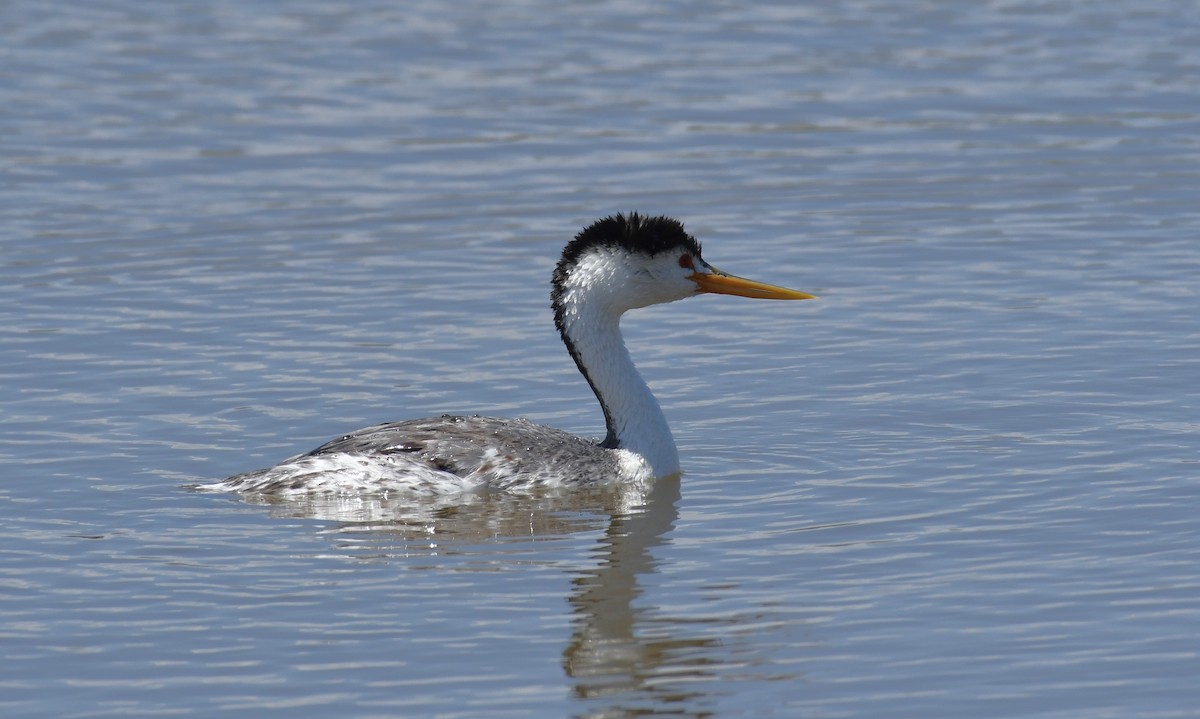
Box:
[203,213,814,496]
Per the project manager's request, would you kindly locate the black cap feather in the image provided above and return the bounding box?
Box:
[555,213,701,282]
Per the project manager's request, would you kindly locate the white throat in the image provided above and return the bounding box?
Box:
[562,304,680,478]
[554,250,685,478]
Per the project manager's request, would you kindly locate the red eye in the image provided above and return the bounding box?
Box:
[678,254,694,269]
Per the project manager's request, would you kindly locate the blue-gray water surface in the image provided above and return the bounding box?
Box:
[2,1,1198,717]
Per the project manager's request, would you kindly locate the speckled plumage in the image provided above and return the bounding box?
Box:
[209,415,648,496]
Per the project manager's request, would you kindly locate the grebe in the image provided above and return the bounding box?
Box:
[202,213,814,496]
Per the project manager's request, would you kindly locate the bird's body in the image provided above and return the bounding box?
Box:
[215,415,646,495]
[200,213,813,496]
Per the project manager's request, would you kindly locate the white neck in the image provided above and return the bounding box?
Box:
[560,303,680,479]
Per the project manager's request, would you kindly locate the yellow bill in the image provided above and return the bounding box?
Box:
[690,266,816,300]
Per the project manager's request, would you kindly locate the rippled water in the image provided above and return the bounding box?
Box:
[3,1,1198,717]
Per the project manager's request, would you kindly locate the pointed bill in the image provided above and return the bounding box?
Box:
[690,266,816,300]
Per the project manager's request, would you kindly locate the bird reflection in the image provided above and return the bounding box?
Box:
[562,475,718,715]
[230,475,721,716]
